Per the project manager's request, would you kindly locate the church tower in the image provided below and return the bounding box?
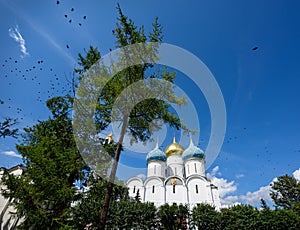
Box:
[126,137,221,209]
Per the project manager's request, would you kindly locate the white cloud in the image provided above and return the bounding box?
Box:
[221,195,239,206]
[235,173,245,179]
[240,184,272,205]
[208,166,238,206]
[208,166,221,178]
[8,25,29,57]
[293,168,300,181]
[240,169,300,206]
[211,177,237,198]
[1,150,22,158]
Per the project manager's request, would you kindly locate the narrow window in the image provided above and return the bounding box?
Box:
[137,189,140,194]
[173,184,176,193]
[175,167,177,175]
[154,165,156,174]
[187,165,190,174]
[152,185,155,193]
[194,163,197,173]
[133,186,136,193]
[195,184,199,194]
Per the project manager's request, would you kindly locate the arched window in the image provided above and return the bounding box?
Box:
[195,184,199,194]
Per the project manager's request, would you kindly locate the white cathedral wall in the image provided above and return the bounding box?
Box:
[147,161,166,178]
[211,186,221,209]
[166,155,184,177]
[165,177,187,205]
[184,159,205,178]
[187,177,212,206]
[127,177,144,202]
[144,178,165,206]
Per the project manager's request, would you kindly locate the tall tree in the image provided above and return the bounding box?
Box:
[270,174,300,211]
[1,96,87,229]
[73,4,185,229]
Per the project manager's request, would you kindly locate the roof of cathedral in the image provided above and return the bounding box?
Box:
[146,142,166,164]
[165,137,184,157]
[182,138,204,161]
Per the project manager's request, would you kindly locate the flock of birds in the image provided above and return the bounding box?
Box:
[57,1,87,49]
[1,0,89,124]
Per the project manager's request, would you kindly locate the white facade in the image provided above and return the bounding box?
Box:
[127,139,221,209]
[0,165,23,230]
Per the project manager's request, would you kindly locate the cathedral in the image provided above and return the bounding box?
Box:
[126,138,221,209]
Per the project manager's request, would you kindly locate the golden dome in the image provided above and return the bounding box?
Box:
[103,133,114,144]
[165,137,184,157]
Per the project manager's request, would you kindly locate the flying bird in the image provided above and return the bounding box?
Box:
[79,23,82,26]
[83,16,86,19]
[66,45,69,49]
[69,19,72,23]
[64,14,68,18]
[252,47,258,51]
[56,1,60,5]
[71,8,74,11]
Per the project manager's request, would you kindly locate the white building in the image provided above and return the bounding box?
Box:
[0,165,24,230]
[127,138,221,209]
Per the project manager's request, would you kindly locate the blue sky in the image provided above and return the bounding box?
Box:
[1,0,300,207]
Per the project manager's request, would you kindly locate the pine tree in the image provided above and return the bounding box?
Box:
[73,4,185,229]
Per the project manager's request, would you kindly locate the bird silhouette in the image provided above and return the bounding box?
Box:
[69,19,72,23]
[66,45,69,49]
[71,8,74,11]
[83,16,86,19]
[252,47,258,51]
[65,14,68,18]
[79,23,82,26]
[56,1,60,5]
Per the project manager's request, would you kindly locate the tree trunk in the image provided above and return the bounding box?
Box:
[98,116,128,229]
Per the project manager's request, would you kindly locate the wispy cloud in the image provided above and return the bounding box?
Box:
[3,1,75,66]
[235,173,245,179]
[8,25,29,57]
[1,150,22,158]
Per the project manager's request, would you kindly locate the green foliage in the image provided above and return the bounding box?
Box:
[0,99,18,138]
[192,204,220,230]
[71,175,157,230]
[270,174,300,211]
[157,203,189,230]
[74,46,101,76]
[191,202,300,230]
[220,204,260,230]
[1,96,87,229]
